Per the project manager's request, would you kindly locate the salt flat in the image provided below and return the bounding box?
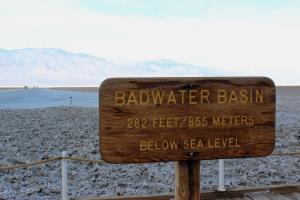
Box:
[0,87,299,200]
[0,88,97,108]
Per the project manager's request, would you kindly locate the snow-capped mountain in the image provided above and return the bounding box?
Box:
[0,48,218,86]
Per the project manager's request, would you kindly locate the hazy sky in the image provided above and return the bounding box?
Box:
[0,0,300,85]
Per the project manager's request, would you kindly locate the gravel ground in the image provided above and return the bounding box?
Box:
[0,87,300,200]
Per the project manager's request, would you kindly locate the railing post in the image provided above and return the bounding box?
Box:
[62,151,69,200]
[218,159,226,191]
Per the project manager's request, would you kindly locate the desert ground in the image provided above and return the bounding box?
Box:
[0,87,299,200]
[49,87,98,93]
[0,88,22,92]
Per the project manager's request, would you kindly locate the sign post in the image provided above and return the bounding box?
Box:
[99,77,276,199]
[176,160,200,200]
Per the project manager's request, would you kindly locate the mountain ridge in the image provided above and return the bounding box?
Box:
[0,48,218,86]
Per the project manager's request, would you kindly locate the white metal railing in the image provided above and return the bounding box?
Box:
[1,151,300,199]
[61,151,69,200]
[218,159,226,191]
[58,152,227,200]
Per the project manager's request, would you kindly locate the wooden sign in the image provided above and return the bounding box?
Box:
[99,77,275,163]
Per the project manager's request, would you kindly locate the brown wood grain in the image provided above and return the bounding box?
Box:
[99,77,275,163]
[84,183,300,200]
[175,160,200,200]
[81,184,300,200]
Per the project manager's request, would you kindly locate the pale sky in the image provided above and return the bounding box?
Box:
[0,0,300,85]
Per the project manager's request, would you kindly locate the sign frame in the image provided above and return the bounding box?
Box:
[99,77,276,163]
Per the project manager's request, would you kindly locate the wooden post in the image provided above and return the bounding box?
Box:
[175,160,200,200]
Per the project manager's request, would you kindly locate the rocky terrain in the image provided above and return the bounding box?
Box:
[0,87,300,200]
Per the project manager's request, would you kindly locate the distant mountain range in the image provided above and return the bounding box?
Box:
[0,48,219,86]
